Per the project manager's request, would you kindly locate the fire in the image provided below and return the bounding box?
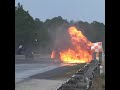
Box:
[51,50,55,58]
[51,26,93,64]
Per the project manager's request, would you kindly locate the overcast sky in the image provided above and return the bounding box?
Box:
[15,0,105,24]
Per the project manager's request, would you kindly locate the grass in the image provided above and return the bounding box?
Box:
[52,63,105,90]
[91,75,105,90]
[52,63,85,80]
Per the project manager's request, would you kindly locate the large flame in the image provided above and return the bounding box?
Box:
[51,26,93,64]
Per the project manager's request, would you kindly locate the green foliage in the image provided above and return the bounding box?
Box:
[15,3,37,49]
[15,3,105,54]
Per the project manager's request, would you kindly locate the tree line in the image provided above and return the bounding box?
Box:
[15,3,105,54]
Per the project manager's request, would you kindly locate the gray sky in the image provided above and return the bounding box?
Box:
[15,0,105,24]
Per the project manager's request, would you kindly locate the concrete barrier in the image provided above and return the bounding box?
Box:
[15,54,51,60]
[15,55,25,60]
[56,60,100,90]
[33,54,51,59]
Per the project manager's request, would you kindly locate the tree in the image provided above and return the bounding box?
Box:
[15,3,105,54]
[15,3,37,51]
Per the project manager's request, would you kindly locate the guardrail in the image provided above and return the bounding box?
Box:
[56,60,100,90]
[15,55,25,60]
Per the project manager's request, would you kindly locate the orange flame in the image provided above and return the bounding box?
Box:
[51,26,93,64]
[51,50,55,58]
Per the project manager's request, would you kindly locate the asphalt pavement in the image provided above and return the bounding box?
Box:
[15,55,82,90]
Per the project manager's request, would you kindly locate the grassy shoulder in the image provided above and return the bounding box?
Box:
[52,63,85,80]
[52,63,105,90]
[91,74,105,90]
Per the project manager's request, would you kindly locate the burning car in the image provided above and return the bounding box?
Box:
[51,26,93,64]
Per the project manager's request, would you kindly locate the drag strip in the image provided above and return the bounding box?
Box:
[15,63,62,84]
